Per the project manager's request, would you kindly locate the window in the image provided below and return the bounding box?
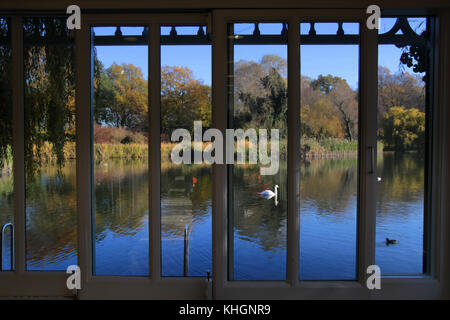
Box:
[0,17,13,271]
[23,18,77,271]
[160,26,212,277]
[375,17,432,275]
[299,22,360,280]
[92,26,149,276]
[0,8,447,300]
[227,23,288,281]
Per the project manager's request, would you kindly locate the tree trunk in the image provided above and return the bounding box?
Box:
[345,120,353,141]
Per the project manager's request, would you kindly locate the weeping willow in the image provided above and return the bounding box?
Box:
[0,18,12,171]
[22,18,76,177]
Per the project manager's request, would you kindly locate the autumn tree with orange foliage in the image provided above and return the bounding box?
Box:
[160,65,211,137]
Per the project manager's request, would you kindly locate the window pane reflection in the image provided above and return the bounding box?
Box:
[299,22,360,280]
[0,18,13,271]
[228,23,288,280]
[24,18,77,270]
[92,27,149,275]
[160,32,212,277]
[375,17,429,275]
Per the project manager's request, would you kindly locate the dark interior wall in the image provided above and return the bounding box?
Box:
[1,0,449,11]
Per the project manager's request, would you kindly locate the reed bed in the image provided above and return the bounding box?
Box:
[28,139,382,164]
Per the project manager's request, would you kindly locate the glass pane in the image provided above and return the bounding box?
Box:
[23,18,77,270]
[0,18,13,271]
[376,17,429,275]
[299,22,360,280]
[160,27,212,277]
[92,26,149,276]
[228,23,288,280]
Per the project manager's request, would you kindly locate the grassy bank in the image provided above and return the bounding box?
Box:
[0,146,13,175]
[32,142,148,163]
[95,143,148,161]
[28,139,380,164]
[301,138,383,159]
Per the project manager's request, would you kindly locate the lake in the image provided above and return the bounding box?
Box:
[0,152,424,278]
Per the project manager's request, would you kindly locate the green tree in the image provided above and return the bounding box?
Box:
[161,65,211,135]
[238,67,287,128]
[311,74,343,94]
[234,55,288,126]
[0,18,12,169]
[22,18,76,175]
[261,68,288,124]
[105,63,148,132]
[93,52,117,126]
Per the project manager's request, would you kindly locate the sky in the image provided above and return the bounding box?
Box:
[94,18,426,90]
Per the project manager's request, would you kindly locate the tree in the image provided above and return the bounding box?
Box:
[378,66,425,113]
[261,54,287,78]
[301,76,321,109]
[93,52,117,126]
[381,106,425,151]
[311,74,343,94]
[238,67,287,128]
[234,55,288,121]
[0,19,12,169]
[105,63,148,132]
[160,66,211,135]
[234,59,266,117]
[261,68,288,126]
[398,26,428,82]
[301,98,344,139]
[325,78,358,141]
[22,18,76,175]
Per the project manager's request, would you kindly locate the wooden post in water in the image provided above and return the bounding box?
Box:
[184,224,190,277]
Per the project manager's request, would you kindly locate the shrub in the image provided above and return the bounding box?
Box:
[94,143,148,161]
[94,124,147,145]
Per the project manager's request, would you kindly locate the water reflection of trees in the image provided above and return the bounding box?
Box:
[25,163,77,266]
[161,165,212,238]
[94,160,149,240]
[0,171,13,227]
[232,164,288,252]
[232,160,356,252]
[0,153,424,266]
[300,158,358,216]
[230,154,423,253]
[5,159,214,266]
[377,152,424,206]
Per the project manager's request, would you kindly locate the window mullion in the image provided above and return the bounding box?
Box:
[211,10,228,298]
[358,23,378,286]
[11,16,25,276]
[287,17,300,286]
[149,22,161,281]
[75,20,93,291]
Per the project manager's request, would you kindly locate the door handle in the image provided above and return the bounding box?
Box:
[368,146,374,174]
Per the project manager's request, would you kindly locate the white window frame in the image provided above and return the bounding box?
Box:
[0,7,448,299]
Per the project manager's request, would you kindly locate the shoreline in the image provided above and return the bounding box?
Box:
[20,140,424,165]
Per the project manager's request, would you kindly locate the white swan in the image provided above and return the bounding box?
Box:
[258,185,278,199]
[258,185,279,206]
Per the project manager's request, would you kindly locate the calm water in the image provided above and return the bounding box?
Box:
[0,153,424,278]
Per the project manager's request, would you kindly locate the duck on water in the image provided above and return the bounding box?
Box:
[386,238,398,245]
